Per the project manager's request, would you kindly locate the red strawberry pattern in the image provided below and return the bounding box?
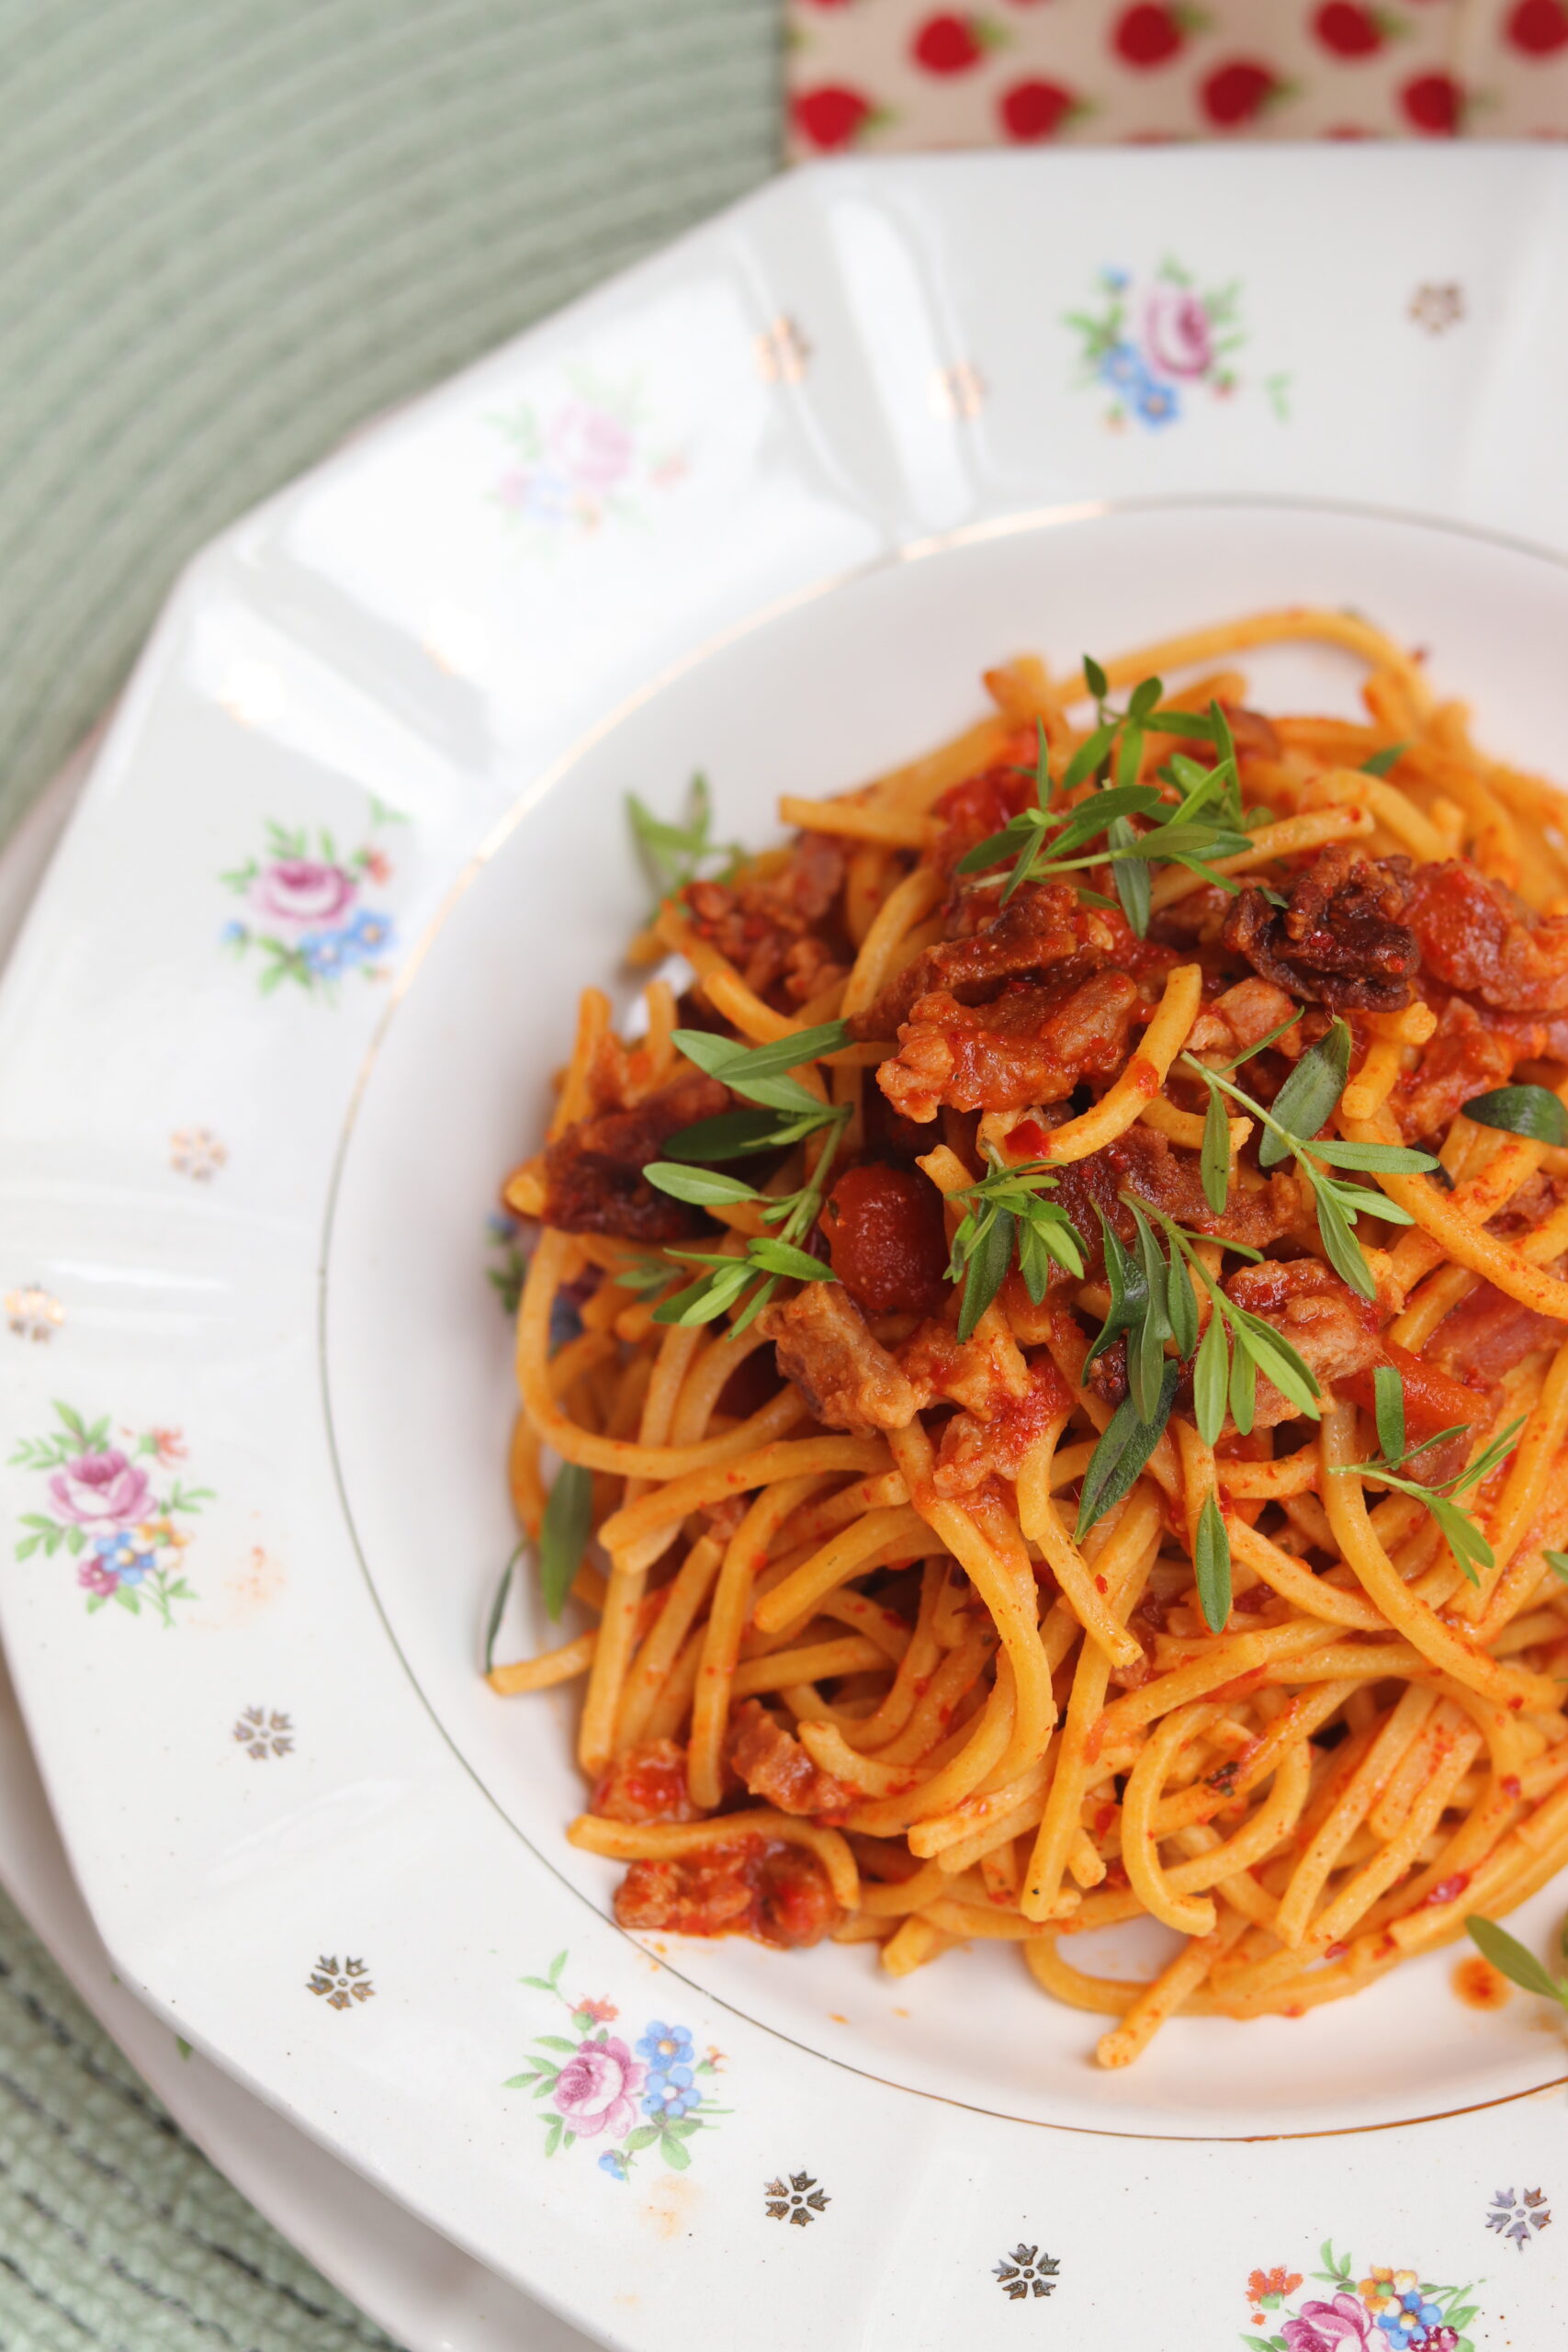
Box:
[784,0,1568,156]
[1508,0,1568,55]
[1112,5,1201,69]
[792,84,879,150]
[1401,67,1462,133]
[998,77,1079,139]
[1200,58,1286,126]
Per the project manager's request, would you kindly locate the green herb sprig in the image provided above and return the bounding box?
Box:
[953,672,1254,934]
[1461,1084,1568,1148]
[1184,1016,1438,1301]
[642,1022,854,1332]
[1076,1196,1323,1626]
[482,1459,598,1655]
[1465,1914,1568,2012]
[626,773,741,916]
[1331,1379,1524,1587]
[945,1155,1085,1341]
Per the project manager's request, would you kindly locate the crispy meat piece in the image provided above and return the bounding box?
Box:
[1393,996,1517,1142]
[613,1840,842,1946]
[878,970,1142,1124]
[1185,978,1302,1062]
[1150,880,1234,951]
[1108,1124,1303,1251]
[590,1740,701,1824]
[931,1360,1072,1497]
[897,1312,1027,1419]
[1406,861,1568,1014]
[757,1282,924,1434]
[850,880,1089,1039]
[683,832,847,1003]
[1224,845,1419,1013]
[1424,1280,1566,1387]
[542,1071,729,1242]
[1224,1260,1382,1426]
[728,1702,854,1818]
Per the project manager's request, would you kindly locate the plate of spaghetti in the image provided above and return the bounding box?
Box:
[326,492,1568,2147]
[15,148,1568,2349]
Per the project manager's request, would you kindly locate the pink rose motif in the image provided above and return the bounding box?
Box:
[549,402,633,492]
[1281,2296,1376,2352]
[552,2034,647,2141]
[48,1450,152,1531]
[77,1558,119,1598]
[251,860,358,926]
[1142,286,1215,380]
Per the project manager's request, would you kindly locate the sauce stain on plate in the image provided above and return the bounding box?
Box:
[1452,1954,1511,2011]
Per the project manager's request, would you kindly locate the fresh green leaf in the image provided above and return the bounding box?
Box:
[706,1020,852,1085]
[1059,718,1119,795]
[663,1109,818,1159]
[483,1537,526,1674]
[538,1464,593,1622]
[1360,743,1409,777]
[746,1237,837,1283]
[1464,1916,1568,2007]
[1461,1084,1568,1148]
[651,1261,752,1326]
[1261,1018,1351,1170]
[958,1205,1016,1343]
[1108,814,1151,936]
[1147,708,1217,742]
[1193,1306,1229,1447]
[642,1161,761,1207]
[1373,1365,1405,1465]
[1166,1241,1198,1360]
[1085,1209,1146,1366]
[1201,1084,1231,1214]
[1128,1204,1173,1421]
[1304,1170,1379,1302]
[1083,653,1110,703]
[1228,1321,1258,1435]
[1194,1492,1231,1634]
[1306,1137,1438,1173]
[1545,1549,1568,1586]
[626,774,739,909]
[1229,1309,1323,1419]
[1075,1364,1179,1539]
[672,1026,838,1116]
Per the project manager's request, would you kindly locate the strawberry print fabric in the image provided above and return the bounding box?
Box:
[786,1,1568,157]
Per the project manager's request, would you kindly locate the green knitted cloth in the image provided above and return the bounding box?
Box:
[0,0,780,846]
[0,6,779,2342]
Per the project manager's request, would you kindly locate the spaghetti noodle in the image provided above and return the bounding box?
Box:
[491,608,1568,2065]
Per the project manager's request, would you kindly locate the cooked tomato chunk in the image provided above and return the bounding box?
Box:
[820,1162,949,1313]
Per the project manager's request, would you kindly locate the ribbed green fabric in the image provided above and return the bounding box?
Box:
[0,1885,399,2350]
[0,7,780,2341]
[0,0,781,845]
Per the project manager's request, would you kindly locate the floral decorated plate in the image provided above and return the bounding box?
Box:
[3,147,1568,2349]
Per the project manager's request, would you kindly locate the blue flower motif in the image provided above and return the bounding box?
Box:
[487,1212,520,1245]
[636,2022,694,2069]
[641,2064,695,2121]
[220,919,248,947]
[344,907,394,958]
[1100,340,1146,391]
[92,1530,157,1581]
[1135,376,1179,428]
[1100,267,1130,292]
[299,928,355,979]
[597,2150,628,2181]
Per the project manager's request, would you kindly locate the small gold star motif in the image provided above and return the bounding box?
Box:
[754,316,812,386]
[1409,282,1464,335]
[931,362,987,420]
[6,1286,63,1342]
[170,1127,228,1182]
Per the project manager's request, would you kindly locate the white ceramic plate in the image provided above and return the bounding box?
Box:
[5,150,1568,2346]
[0,789,594,2352]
